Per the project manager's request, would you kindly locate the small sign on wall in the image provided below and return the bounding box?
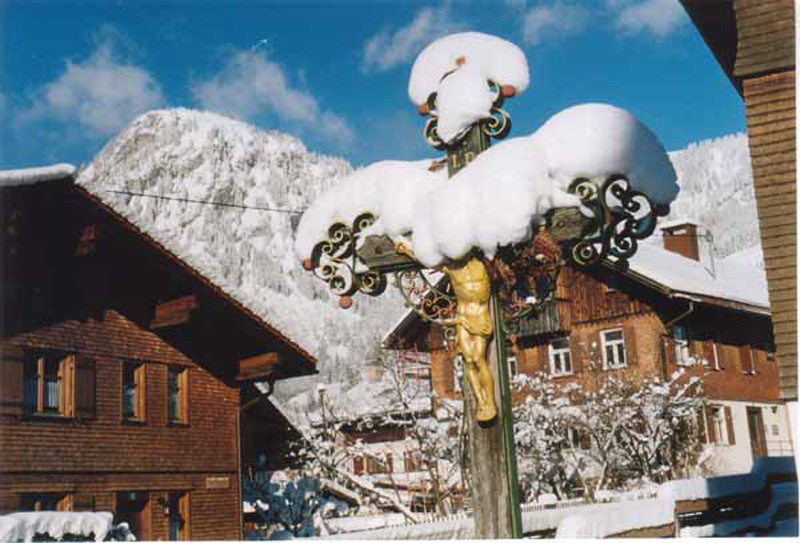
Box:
[205,476,230,490]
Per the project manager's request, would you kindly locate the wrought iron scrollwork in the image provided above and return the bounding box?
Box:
[394,269,457,326]
[490,235,563,335]
[567,174,668,270]
[309,213,388,298]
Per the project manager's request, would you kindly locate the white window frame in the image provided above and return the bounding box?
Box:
[601,328,627,369]
[673,325,692,366]
[549,338,572,376]
[507,356,518,377]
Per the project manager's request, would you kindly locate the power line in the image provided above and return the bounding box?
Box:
[105,189,305,215]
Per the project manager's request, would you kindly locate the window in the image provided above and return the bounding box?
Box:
[673,325,692,366]
[24,353,69,416]
[601,329,626,369]
[167,367,188,424]
[20,493,69,511]
[704,405,736,446]
[604,275,620,294]
[168,492,189,541]
[507,356,518,377]
[123,362,146,421]
[549,337,572,376]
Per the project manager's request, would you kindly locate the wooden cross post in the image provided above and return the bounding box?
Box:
[446,123,523,539]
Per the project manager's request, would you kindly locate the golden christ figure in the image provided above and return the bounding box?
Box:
[397,244,497,422]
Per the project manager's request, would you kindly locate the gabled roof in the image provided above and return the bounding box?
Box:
[1,164,317,373]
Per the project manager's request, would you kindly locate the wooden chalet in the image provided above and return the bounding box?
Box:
[385,221,794,474]
[679,0,796,403]
[0,166,316,540]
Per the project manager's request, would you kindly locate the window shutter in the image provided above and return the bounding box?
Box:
[537,343,549,373]
[74,356,96,420]
[0,345,25,416]
[623,325,638,366]
[353,456,364,475]
[662,337,677,367]
[702,341,717,369]
[705,406,717,444]
[72,492,95,512]
[569,333,583,374]
[0,491,19,513]
[696,406,707,443]
[724,406,736,445]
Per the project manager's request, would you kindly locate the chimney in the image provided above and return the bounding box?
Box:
[661,221,701,261]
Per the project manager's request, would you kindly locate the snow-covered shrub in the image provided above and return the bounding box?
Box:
[244,470,350,538]
[512,367,706,501]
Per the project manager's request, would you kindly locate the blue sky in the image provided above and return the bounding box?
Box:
[1,0,745,169]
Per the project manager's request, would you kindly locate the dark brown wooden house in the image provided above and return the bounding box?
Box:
[385,222,793,474]
[0,166,316,540]
[680,0,796,403]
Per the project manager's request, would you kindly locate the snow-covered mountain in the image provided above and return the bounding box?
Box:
[77,109,761,391]
[78,108,405,386]
[664,133,759,258]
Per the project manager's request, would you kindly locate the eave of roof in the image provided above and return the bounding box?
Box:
[73,182,318,371]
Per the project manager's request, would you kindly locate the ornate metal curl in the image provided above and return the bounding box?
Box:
[393,269,458,341]
[309,213,388,298]
[567,174,668,270]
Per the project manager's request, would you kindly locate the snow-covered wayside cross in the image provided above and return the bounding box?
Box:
[296,32,678,538]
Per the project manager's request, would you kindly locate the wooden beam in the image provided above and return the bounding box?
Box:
[150,295,198,330]
[236,352,280,381]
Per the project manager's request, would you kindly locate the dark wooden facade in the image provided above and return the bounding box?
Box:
[681,0,796,400]
[0,176,315,540]
[387,242,779,408]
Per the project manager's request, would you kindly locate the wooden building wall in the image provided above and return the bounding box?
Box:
[734,0,796,400]
[0,309,242,540]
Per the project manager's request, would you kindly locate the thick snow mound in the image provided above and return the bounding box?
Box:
[533,104,678,205]
[0,512,114,542]
[434,63,495,143]
[408,32,529,105]
[555,497,673,538]
[297,104,677,269]
[409,32,529,145]
[294,160,447,260]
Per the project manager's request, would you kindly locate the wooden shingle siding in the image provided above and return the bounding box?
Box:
[742,66,796,400]
[733,0,795,77]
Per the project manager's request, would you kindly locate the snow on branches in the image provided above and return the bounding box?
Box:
[511,367,706,501]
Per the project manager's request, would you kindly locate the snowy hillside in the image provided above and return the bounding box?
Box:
[77,110,759,392]
[77,108,406,384]
[664,133,759,257]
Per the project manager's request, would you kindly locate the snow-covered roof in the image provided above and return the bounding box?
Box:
[0,163,76,187]
[626,242,770,313]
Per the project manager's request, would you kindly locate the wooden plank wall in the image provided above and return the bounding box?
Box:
[735,0,796,400]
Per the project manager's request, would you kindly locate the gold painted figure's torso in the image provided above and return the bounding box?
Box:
[443,257,492,337]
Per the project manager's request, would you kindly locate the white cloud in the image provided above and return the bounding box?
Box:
[613,0,687,38]
[19,41,165,138]
[192,50,353,144]
[521,2,591,46]
[362,6,462,73]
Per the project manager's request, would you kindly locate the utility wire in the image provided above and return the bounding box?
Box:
[105,189,305,215]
